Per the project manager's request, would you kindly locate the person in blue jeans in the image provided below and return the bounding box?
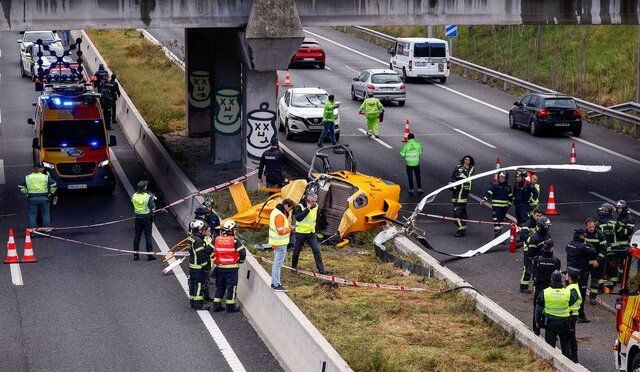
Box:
[19,163,57,231]
[269,199,294,291]
[318,94,339,147]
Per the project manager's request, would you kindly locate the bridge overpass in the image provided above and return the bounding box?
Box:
[1,0,640,31]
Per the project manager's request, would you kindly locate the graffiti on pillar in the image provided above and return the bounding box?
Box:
[214,88,242,136]
[188,71,211,109]
[246,102,277,165]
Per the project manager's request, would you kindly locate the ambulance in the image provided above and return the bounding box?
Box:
[613,233,640,371]
[28,83,117,193]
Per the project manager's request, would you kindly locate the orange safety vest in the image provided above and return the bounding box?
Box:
[214,235,239,267]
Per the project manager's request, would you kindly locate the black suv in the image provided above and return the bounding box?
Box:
[509,94,582,137]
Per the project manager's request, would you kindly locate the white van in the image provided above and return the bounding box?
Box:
[389,38,450,83]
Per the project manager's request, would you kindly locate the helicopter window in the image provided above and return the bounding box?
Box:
[353,193,368,209]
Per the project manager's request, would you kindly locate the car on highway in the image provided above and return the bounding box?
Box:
[278,87,340,141]
[389,37,450,83]
[20,42,77,81]
[350,69,406,106]
[289,38,325,69]
[509,93,582,137]
[17,30,60,52]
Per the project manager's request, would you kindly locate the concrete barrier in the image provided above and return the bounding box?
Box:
[393,235,588,372]
[75,30,351,372]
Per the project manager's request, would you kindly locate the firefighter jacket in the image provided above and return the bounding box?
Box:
[532,252,561,288]
[566,238,598,273]
[213,235,246,269]
[483,182,512,209]
[513,181,538,208]
[188,234,210,270]
[613,212,636,250]
[519,215,538,244]
[525,228,550,259]
[597,214,616,246]
[450,165,474,204]
[584,229,607,263]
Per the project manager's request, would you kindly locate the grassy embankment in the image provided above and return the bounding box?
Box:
[347,25,640,136]
[89,29,554,372]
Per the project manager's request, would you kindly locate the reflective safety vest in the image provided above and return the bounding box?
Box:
[268,208,290,247]
[530,183,541,208]
[323,101,336,122]
[400,139,423,167]
[23,172,52,196]
[566,283,582,315]
[295,206,317,234]
[214,235,240,268]
[360,98,383,118]
[132,192,151,215]
[543,287,571,318]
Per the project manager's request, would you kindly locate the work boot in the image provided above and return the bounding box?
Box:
[190,300,195,309]
[226,305,239,313]
[213,303,224,312]
[319,270,331,275]
[417,188,424,194]
[408,190,415,196]
[194,304,210,311]
[577,316,591,323]
[147,255,157,261]
[317,143,322,148]
[588,292,598,305]
[454,230,465,238]
[133,253,140,261]
[519,285,531,294]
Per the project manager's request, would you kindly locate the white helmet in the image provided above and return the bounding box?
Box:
[221,220,237,233]
[189,219,208,234]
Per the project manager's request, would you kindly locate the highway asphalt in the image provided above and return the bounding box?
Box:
[0,32,280,372]
[152,25,640,371]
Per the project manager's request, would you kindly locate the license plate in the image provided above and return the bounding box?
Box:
[303,58,315,61]
[556,123,570,127]
[415,62,427,67]
[68,184,87,190]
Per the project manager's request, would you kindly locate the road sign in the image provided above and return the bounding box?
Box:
[445,24,458,38]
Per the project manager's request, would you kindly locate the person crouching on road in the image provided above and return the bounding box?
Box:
[481,171,512,239]
[358,92,384,138]
[566,271,584,363]
[535,270,579,359]
[531,239,561,336]
[19,163,57,232]
[318,94,339,147]
[188,220,213,310]
[399,133,424,196]
[131,180,157,261]
[450,155,475,237]
[269,199,294,292]
[212,220,246,313]
[291,193,329,275]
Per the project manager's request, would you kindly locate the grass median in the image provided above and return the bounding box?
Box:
[89,29,553,372]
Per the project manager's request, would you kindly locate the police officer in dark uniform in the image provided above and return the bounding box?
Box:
[105,73,121,124]
[99,80,114,130]
[187,219,213,310]
[513,169,538,226]
[531,239,561,335]
[450,155,475,237]
[481,170,512,239]
[521,216,552,293]
[584,217,607,304]
[258,138,288,188]
[194,199,221,237]
[566,228,598,323]
[93,64,109,88]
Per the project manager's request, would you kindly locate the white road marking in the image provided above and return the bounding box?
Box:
[324,65,333,71]
[109,149,247,372]
[279,143,311,168]
[10,263,23,286]
[431,117,497,149]
[308,28,640,166]
[589,191,640,217]
[345,65,359,74]
[0,107,2,123]
[0,48,2,58]
[0,159,5,184]
[356,128,393,148]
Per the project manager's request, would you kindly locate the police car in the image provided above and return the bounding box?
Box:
[277,87,340,141]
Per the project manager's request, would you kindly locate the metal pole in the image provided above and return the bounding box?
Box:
[449,38,453,56]
[427,25,433,38]
[637,26,640,102]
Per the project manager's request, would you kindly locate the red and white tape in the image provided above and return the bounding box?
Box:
[35,170,258,232]
[413,211,512,226]
[258,256,427,292]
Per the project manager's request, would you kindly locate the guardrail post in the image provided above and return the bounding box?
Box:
[635,123,640,139]
[503,81,508,91]
[482,74,488,84]
[606,116,613,129]
[463,68,467,77]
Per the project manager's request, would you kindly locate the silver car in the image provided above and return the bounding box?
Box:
[350,69,406,106]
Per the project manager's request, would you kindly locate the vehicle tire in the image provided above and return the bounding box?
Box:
[402,68,409,83]
[20,62,27,78]
[398,101,406,107]
[31,68,36,82]
[278,114,285,132]
[572,127,582,137]
[389,63,394,70]
[318,62,325,69]
[103,182,117,194]
[509,114,517,129]
[438,77,447,84]
[351,87,357,101]
[285,120,294,140]
[362,91,367,101]
[529,120,541,137]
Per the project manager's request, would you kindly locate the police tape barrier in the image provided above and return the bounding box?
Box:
[258,256,428,292]
[414,228,515,258]
[31,230,189,257]
[413,211,513,226]
[34,170,258,232]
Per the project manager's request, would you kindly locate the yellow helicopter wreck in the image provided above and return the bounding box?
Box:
[229,144,402,245]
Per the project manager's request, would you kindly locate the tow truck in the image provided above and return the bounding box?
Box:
[613,232,640,371]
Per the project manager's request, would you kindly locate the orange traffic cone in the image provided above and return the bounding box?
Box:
[545,184,558,215]
[283,70,293,87]
[22,229,37,263]
[509,223,517,253]
[570,142,577,165]
[4,229,20,264]
[492,157,501,183]
[401,119,411,142]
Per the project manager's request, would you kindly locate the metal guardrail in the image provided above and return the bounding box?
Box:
[349,26,640,139]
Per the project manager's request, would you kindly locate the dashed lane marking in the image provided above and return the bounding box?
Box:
[589,191,640,218]
[345,65,359,74]
[108,149,247,372]
[0,159,4,184]
[356,128,393,149]
[279,143,312,168]
[10,263,23,286]
[571,137,640,166]
[431,117,497,149]
[325,65,333,71]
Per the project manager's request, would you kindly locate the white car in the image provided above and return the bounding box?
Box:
[18,31,60,52]
[20,43,75,80]
[278,88,340,141]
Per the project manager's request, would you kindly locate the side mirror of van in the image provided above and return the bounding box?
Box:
[352,77,358,81]
[32,102,36,107]
[32,138,39,149]
[109,135,117,147]
[513,101,521,107]
[27,118,35,125]
[387,47,395,56]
